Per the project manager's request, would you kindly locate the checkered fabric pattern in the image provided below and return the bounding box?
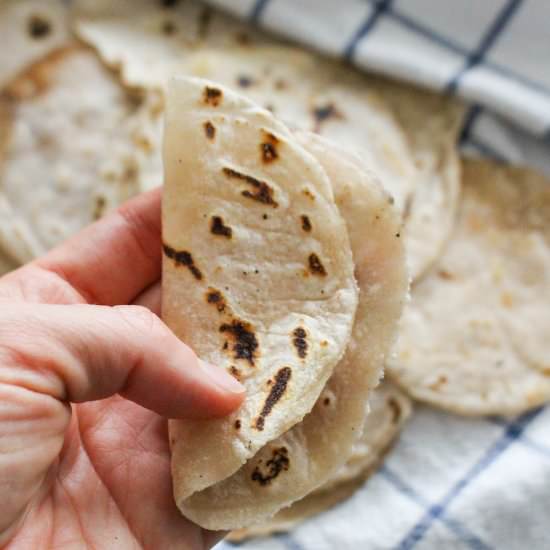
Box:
[201,1,550,548]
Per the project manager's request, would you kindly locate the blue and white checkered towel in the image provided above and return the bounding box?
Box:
[204,2,550,549]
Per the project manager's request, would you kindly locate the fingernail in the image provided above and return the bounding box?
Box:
[199,360,245,394]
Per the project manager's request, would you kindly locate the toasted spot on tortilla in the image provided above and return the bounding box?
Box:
[301,215,312,232]
[228,365,241,380]
[312,103,342,132]
[28,15,51,39]
[206,288,226,312]
[163,244,202,280]
[222,167,278,207]
[204,121,216,140]
[251,447,289,485]
[302,188,315,201]
[308,253,327,276]
[203,86,222,106]
[292,327,308,359]
[437,269,454,280]
[210,215,232,237]
[260,131,279,163]
[220,320,259,366]
[255,367,292,430]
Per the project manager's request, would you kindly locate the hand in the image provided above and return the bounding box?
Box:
[0,189,245,549]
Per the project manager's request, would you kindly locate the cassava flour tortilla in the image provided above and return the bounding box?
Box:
[167,118,407,529]
[229,382,413,541]
[0,0,69,91]
[371,77,465,280]
[388,158,550,415]
[164,77,359,527]
[72,0,267,90]
[0,45,163,263]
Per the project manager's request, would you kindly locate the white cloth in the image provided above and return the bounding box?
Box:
[204,1,550,549]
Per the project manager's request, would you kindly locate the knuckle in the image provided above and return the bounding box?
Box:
[113,305,165,337]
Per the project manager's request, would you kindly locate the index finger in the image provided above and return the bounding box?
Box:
[35,187,163,306]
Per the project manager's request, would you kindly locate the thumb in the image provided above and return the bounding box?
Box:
[0,303,245,419]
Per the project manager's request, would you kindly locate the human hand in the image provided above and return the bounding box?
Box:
[0,189,245,549]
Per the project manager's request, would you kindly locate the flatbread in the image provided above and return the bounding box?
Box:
[371,78,465,280]
[388,159,550,415]
[0,45,163,263]
[171,128,407,530]
[72,0,267,90]
[164,78,359,528]
[0,0,69,91]
[229,382,412,541]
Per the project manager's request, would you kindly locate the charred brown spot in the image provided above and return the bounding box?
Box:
[222,167,278,207]
[237,75,254,88]
[234,419,242,430]
[251,447,289,485]
[301,215,312,232]
[323,397,331,406]
[210,216,232,237]
[260,132,279,163]
[274,79,287,90]
[163,245,202,280]
[228,366,241,380]
[438,269,454,280]
[302,188,315,201]
[308,253,327,276]
[220,320,259,366]
[204,121,216,140]
[292,327,308,359]
[312,103,343,132]
[387,397,402,424]
[160,0,179,7]
[162,20,177,34]
[223,342,229,350]
[262,214,269,220]
[255,367,291,430]
[28,15,51,39]
[206,289,226,312]
[203,86,222,106]
[320,340,328,347]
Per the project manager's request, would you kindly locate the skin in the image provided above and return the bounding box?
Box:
[0,188,245,549]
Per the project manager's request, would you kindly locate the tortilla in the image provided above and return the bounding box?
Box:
[388,158,550,415]
[0,0,69,91]
[171,127,407,530]
[164,78,359,527]
[229,382,412,541]
[371,78,465,280]
[0,45,162,263]
[72,0,267,90]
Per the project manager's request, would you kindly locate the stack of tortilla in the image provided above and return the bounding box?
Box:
[1,0,549,538]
